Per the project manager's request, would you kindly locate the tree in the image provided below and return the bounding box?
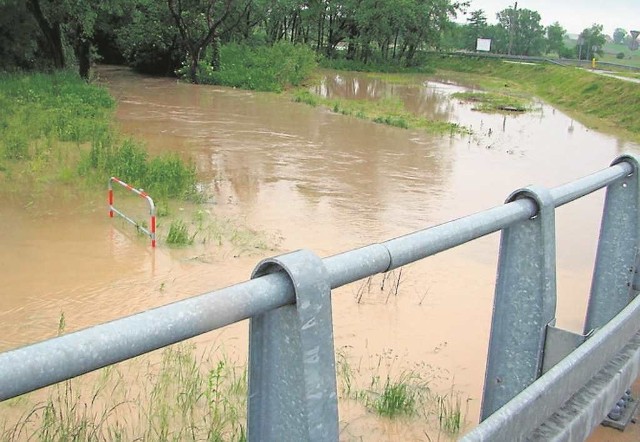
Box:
[22,0,129,79]
[613,28,627,45]
[546,21,566,56]
[116,0,182,75]
[576,24,606,60]
[167,0,236,83]
[465,9,488,51]
[496,7,545,56]
[0,0,43,70]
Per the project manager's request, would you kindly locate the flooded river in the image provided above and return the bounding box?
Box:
[1,66,639,440]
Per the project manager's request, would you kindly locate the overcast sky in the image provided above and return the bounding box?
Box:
[460,0,639,37]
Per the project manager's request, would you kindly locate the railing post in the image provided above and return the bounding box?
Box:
[585,155,640,333]
[247,249,338,442]
[481,186,557,420]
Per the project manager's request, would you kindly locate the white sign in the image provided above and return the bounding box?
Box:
[476,38,492,52]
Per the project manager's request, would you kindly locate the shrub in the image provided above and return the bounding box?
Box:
[616,52,625,60]
[193,42,317,92]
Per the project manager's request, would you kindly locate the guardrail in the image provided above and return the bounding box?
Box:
[438,51,640,72]
[108,176,156,247]
[2,155,639,441]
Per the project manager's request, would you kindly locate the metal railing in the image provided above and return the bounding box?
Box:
[2,155,640,441]
[109,176,157,247]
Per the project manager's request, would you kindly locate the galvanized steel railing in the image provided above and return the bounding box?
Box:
[1,155,640,441]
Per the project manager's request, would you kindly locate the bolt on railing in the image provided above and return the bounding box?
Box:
[1,155,639,441]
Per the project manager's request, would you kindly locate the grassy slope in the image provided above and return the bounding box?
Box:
[425,55,640,142]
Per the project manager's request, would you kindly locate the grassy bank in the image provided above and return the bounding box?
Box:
[188,42,317,92]
[291,89,468,136]
[0,72,197,200]
[424,54,640,141]
[0,71,275,251]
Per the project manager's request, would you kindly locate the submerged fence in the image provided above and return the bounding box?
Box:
[2,155,640,441]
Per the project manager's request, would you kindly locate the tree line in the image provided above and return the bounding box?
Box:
[0,0,620,82]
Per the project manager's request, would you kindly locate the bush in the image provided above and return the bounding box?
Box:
[192,42,317,92]
[616,52,626,60]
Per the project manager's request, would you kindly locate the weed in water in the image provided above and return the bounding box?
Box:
[436,392,465,435]
[1,342,247,441]
[373,376,417,417]
[166,219,194,246]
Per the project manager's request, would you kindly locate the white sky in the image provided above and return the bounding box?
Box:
[459,0,639,37]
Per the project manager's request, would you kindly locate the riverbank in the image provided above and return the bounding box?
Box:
[421,55,640,142]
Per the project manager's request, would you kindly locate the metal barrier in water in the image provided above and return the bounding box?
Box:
[2,155,640,441]
[108,176,156,247]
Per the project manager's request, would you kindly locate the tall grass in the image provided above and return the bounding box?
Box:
[191,42,317,92]
[425,54,640,139]
[291,89,468,136]
[0,71,198,201]
[336,347,467,435]
[0,344,248,441]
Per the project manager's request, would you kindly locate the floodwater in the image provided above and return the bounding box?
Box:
[1,65,639,440]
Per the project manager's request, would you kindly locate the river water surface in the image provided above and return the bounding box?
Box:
[1,66,639,440]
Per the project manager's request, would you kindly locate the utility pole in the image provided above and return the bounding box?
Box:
[508,1,517,55]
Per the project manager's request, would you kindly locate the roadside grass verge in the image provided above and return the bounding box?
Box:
[291,89,468,136]
[423,54,640,140]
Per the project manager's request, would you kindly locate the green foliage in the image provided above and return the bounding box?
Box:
[292,88,467,136]
[495,7,546,56]
[426,54,640,139]
[546,22,567,56]
[617,52,626,60]
[0,71,198,201]
[452,91,531,113]
[116,0,181,75]
[192,42,317,92]
[613,28,627,45]
[166,219,193,246]
[0,72,113,161]
[1,344,247,440]
[437,392,464,434]
[320,56,435,74]
[373,376,417,417]
[575,24,607,60]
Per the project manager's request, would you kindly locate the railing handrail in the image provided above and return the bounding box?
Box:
[1,161,632,401]
[1,157,639,441]
[109,176,156,247]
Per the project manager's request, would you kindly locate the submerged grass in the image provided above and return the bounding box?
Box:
[452,91,532,113]
[336,347,467,436]
[0,72,198,202]
[0,343,248,441]
[424,54,640,140]
[291,89,468,136]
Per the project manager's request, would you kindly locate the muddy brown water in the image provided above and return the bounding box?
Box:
[1,66,639,440]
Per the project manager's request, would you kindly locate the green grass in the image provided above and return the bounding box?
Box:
[291,89,468,136]
[452,91,532,113]
[0,72,198,201]
[424,54,640,140]
[320,56,435,74]
[165,219,194,246]
[336,347,467,435]
[0,344,248,441]
[191,42,317,92]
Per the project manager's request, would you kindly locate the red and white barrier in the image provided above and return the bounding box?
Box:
[108,177,156,247]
